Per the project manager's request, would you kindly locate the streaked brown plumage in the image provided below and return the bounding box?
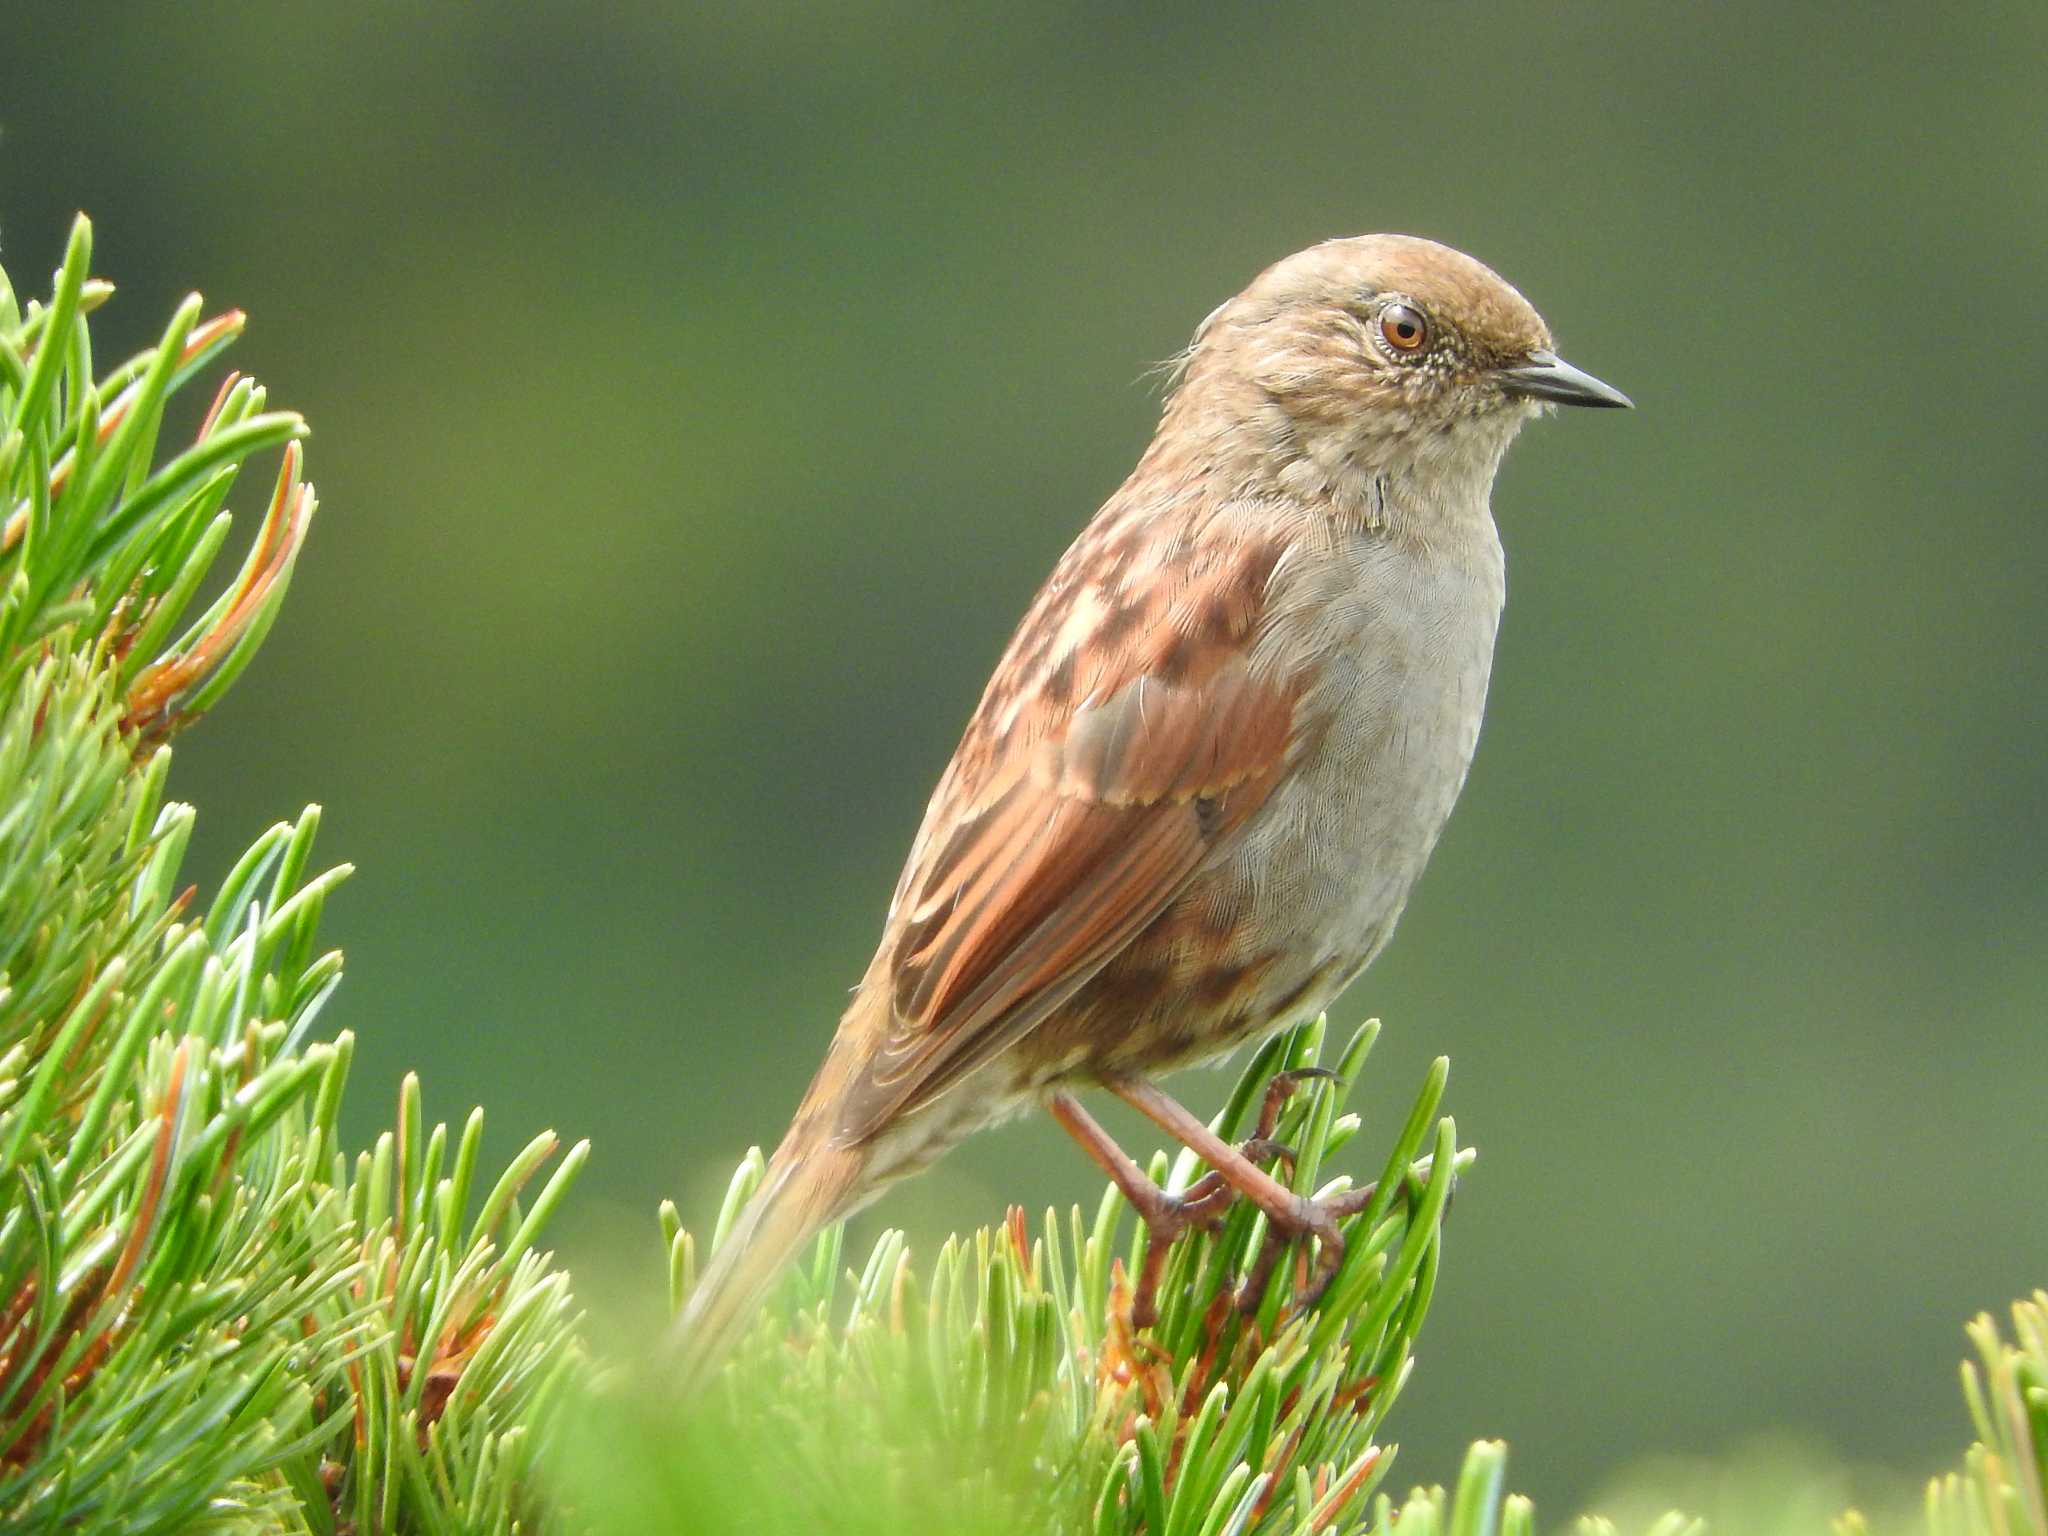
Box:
[671,234,1628,1381]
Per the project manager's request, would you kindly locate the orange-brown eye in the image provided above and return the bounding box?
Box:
[1380,302,1429,353]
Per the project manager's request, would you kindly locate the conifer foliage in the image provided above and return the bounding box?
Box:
[0,217,585,1533]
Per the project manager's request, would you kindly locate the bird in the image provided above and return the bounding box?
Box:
[671,233,1629,1382]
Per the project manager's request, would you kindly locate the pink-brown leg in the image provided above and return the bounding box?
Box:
[1106,1074,1349,1308]
[1047,1089,1231,1328]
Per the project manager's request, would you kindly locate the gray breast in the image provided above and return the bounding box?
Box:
[1235,513,1506,977]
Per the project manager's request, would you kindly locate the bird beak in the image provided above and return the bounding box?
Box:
[1498,349,1633,410]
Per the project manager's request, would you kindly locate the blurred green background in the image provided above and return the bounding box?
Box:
[4,1,2043,1516]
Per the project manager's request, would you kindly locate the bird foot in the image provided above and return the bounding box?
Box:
[1236,1065,1336,1175]
[1252,1067,1335,1141]
[1239,1136,1297,1167]
[1222,1066,1349,1315]
[1232,1185,1350,1316]
[1234,1151,1453,1317]
[1128,1170,1233,1327]
[1058,1071,1421,1332]
[1134,1067,1345,1325]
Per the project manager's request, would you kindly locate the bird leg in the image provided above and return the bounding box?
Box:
[1227,1067,1339,1313]
[1047,1090,1232,1328]
[1105,1074,1350,1311]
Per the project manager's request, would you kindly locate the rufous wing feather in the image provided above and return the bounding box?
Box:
[834,635,1297,1143]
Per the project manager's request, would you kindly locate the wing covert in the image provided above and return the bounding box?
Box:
[834,643,1296,1143]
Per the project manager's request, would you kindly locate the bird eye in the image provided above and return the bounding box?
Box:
[1379,302,1429,354]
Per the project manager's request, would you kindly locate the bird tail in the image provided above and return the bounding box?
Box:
[665,1121,870,1396]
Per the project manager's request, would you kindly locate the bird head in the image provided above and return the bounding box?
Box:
[1167,234,1629,491]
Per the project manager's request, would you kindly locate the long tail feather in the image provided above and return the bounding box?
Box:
[665,1133,869,1396]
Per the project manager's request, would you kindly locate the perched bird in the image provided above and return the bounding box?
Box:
[673,234,1628,1379]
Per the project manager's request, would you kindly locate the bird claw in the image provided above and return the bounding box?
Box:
[1234,1153,1456,1316]
[1251,1067,1336,1146]
[1171,1169,1235,1230]
[1221,1067,1344,1314]
[1233,1066,1336,1175]
[1130,1169,1236,1327]
[1239,1136,1298,1170]
[1234,1190,1349,1315]
[1130,1063,1338,1326]
[1101,1069,1428,1330]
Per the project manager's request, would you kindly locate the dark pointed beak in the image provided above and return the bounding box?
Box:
[1498,349,1633,409]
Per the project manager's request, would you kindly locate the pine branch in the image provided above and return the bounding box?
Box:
[0,215,587,1534]
[579,1015,2048,1536]
[576,1018,1579,1535]
[1933,1294,2048,1536]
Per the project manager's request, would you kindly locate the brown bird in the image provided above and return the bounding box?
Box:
[672,234,1628,1378]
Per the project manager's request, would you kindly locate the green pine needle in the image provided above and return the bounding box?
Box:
[0,217,586,1535]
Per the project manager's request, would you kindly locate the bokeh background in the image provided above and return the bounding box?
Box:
[4,1,2043,1516]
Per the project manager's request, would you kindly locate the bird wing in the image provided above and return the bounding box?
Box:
[832,526,1299,1144]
